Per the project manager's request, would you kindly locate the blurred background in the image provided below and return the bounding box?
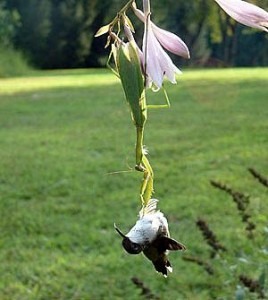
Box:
[1,1,268,299]
[1,0,268,74]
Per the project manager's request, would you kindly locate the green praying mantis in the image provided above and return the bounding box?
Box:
[96,3,169,209]
[113,39,153,207]
[111,36,169,208]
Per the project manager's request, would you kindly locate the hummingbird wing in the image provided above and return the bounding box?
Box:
[152,236,186,252]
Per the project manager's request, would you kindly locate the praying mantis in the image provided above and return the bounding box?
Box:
[112,38,169,209]
[96,4,169,209]
[114,40,153,208]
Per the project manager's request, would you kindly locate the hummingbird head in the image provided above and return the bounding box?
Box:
[114,224,143,254]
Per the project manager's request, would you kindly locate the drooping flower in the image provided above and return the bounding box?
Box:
[132,4,190,59]
[214,0,268,32]
[143,20,182,89]
[132,1,190,89]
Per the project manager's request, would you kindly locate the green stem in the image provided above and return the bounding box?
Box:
[119,0,135,15]
[110,0,134,28]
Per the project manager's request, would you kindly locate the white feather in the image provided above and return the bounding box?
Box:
[126,199,169,244]
[139,198,159,217]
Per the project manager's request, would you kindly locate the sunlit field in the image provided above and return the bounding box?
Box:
[0,68,267,299]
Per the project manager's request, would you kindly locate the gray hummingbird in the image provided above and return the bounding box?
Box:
[114,198,186,276]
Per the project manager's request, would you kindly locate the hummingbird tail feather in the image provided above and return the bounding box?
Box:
[153,258,172,277]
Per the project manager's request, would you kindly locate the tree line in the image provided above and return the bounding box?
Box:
[1,0,267,69]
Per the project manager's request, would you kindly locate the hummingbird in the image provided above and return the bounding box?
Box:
[114,198,186,276]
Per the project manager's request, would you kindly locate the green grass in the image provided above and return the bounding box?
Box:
[0,68,267,299]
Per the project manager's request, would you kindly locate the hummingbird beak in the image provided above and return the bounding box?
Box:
[114,223,126,238]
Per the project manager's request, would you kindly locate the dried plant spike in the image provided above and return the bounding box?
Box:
[131,277,160,300]
[182,255,214,275]
[248,168,268,188]
[239,275,266,299]
[210,179,255,238]
[196,218,227,254]
[210,180,250,207]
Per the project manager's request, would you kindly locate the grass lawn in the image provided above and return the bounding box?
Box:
[0,68,267,299]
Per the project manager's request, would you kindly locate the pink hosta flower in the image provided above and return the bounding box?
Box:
[133,5,190,59]
[214,0,268,32]
[132,1,190,89]
[145,22,182,88]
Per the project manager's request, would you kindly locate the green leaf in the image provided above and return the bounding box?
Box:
[123,14,135,33]
[95,24,110,37]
